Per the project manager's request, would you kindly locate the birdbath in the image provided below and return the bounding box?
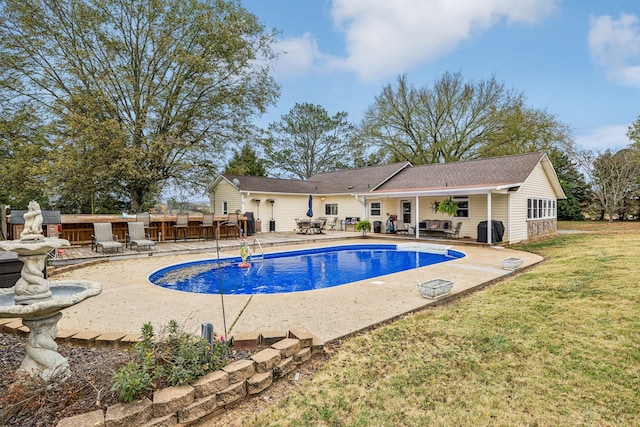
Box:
[0,201,102,381]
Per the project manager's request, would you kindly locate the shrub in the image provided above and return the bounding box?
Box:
[111,320,228,402]
[111,322,160,403]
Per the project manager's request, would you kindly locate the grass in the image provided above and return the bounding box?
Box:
[247,221,640,426]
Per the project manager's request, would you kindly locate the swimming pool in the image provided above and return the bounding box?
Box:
[149,244,465,295]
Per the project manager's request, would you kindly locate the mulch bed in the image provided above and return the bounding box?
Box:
[0,331,132,426]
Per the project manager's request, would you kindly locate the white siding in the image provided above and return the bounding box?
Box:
[511,162,557,243]
[228,192,363,232]
[211,181,242,214]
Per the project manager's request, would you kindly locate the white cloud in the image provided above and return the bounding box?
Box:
[588,13,640,88]
[271,33,324,76]
[327,0,559,81]
[575,124,632,152]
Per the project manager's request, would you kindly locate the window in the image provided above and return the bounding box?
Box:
[222,201,228,215]
[527,198,556,219]
[325,203,338,215]
[453,197,469,218]
[369,201,382,217]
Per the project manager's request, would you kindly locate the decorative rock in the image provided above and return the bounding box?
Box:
[294,347,312,364]
[55,409,104,427]
[192,369,229,399]
[216,381,246,406]
[221,359,255,383]
[272,338,300,358]
[177,394,219,425]
[273,356,294,379]
[251,347,281,373]
[105,397,153,427]
[153,385,195,418]
[247,371,273,395]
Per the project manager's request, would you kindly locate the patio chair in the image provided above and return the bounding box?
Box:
[174,212,189,241]
[126,221,156,251]
[326,217,337,230]
[443,221,462,239]
[225,212,240,239]
[92,223,123,253]
[395,221,410,235]
[200,213,215,240]
[136,212,151,232]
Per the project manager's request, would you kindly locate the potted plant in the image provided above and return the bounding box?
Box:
[437,197,458,217]
[355,219,372,238]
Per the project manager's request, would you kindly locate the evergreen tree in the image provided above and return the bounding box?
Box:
[224,143,267,176]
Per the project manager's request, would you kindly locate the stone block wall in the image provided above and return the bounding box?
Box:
[55,329,323,426]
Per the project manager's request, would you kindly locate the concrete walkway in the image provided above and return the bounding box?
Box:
[51,236,542,344]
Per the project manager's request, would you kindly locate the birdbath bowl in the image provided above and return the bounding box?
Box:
[0,201,102,381]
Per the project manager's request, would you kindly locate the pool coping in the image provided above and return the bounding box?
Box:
[36,239,542,344]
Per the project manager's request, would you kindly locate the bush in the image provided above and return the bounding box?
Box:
[111,320,228,402]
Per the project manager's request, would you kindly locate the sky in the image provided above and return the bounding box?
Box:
[241,0,640,153]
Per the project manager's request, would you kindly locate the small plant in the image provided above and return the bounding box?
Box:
[355,219,372,237]
[110,320,229,403]
[160,320,227,386]
[437,198,459,217]
[111,322,159,403]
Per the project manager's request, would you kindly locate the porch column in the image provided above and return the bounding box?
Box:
[415,196,420,239]
[487,192,492,245]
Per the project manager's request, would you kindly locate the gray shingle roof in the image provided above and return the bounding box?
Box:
[217,153,558,197]
[374,152,546,192]
[220,174,319,194]
[222,162,412,194]
[307,162,412,193]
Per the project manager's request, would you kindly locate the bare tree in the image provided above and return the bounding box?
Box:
[359,72,574,165]
[578,149,640,222]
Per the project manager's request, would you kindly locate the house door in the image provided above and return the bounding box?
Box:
[402,200,412,224]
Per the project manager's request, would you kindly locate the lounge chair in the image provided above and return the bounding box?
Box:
[126,221,156,251]
[92,223,123,253]
[174,212,189,241]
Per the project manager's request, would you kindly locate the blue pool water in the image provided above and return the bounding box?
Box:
[149,244,465,295]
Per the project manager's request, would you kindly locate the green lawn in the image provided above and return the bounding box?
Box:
[248,222,640,426]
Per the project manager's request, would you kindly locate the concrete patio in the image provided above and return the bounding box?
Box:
[46,232,542,344]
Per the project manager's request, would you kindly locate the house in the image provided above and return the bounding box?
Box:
[206,152,565,244]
